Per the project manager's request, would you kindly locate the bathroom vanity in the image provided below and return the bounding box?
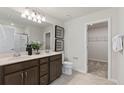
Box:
[0,52,62,85]
[0,8,63,85]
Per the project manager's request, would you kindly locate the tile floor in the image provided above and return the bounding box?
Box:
[51,71,116,85]
[88,60,108,78]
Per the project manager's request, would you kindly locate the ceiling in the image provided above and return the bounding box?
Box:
[39,7,110,22]
[0,8,51,28]
[0,7,111,26]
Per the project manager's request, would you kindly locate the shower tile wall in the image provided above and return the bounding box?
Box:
[88,60,108,78]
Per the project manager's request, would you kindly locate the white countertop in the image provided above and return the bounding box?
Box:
[0,51,63,66]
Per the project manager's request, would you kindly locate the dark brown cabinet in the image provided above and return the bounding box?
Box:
[39,57,49,85]
[4,71,23,85]
[0,54,62,85]
[24,67,39,85]
[56,59,62,77]
[50,61,57,82]
[40,64,48,76]
[50,54,62,82]
[40,74,48,85]
[2,59,39,85]
[4,67,39,85]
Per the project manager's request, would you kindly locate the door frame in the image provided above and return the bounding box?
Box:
[84,18,112,80]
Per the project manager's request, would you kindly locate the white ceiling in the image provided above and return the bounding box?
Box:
[0,7,111,26]
[0,8,51,28]
[39,7,110,22]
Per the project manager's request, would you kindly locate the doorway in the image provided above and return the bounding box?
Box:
[45,32,50,50]
[44,32,51,50]
[85,19,111,80]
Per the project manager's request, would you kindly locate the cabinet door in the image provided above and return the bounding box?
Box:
[4,71,23,85]
[40,63,48,76]
[50,62,57,82]
[40,75,48,85]
[24,67,39,85]
[56,60,62,77]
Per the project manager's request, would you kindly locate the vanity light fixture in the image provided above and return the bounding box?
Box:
[31,12,36,18]
[41,16,46,22]
[21,9,29,18]
[28,15,32,20]
[21,8,46,24]
[37,15,41,20]
[24,9,30,16]
[33,18,37,22]
[38,20,42,23]
[21,13,26,18]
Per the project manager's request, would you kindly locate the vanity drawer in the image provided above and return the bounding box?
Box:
[4,63,23,74]
[40,64,48,76]
[50,54,62,61]
[4,59,39,74]
[22,59,38,69]
[40,74,48,85]
[40,57,49,64]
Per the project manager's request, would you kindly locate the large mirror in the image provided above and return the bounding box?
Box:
[0,8,54,54]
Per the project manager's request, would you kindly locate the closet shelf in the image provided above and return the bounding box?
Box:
[88,37,108,42]
[88,40,108,42]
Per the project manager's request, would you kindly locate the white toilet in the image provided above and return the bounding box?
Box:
[62,61,73,75]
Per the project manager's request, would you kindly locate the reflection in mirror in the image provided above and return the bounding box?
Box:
[45,32,50,50]
[0,7,53,54]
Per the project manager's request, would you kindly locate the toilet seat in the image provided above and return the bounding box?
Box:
[63,61,73,65]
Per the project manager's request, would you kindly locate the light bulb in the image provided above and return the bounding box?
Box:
[31,12,36,18]
[28,16,32,20]
[21,13,26,18]
[33,18,37,22]
[42,16,46,22]
[24,9,29,16]
[38,20,41,23]
[37,15,41,20]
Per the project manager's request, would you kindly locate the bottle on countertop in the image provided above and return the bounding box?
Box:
[26,44,32,55]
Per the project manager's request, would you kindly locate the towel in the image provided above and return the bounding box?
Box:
[112,34,123,52]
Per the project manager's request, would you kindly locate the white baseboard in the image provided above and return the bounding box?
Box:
[88,58,108,63]
[72,68,86,73]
